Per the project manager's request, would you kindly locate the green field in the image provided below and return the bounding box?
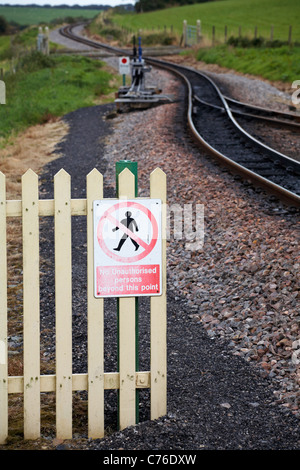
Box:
[110,0,300,84]
[112,0,300,43]
[0,6,99,26]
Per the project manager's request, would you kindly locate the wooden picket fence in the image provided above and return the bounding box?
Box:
[0,166,167,443]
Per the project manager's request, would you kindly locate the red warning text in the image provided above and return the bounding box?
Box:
[96,264,160,297]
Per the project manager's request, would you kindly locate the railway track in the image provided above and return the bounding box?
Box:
[194,92,300,129]
[223,95,300,128]
[59,24,300,207]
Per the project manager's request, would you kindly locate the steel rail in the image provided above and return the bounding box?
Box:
[224,95,300,127]
[147,58,300,206]
[59,23,128,55]
[59,25,300,207]
[194,94,300,128]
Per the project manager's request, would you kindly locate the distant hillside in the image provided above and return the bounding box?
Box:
[113,0,300,43]
[0,3,109,10]
[0,5,101,26]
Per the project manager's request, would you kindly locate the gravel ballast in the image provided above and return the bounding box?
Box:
[2,43,300,452]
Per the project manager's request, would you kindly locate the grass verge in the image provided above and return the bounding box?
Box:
[193,44,300,83]
[0,51,118,144]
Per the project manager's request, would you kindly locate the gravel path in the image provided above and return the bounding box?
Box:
[3,35,300,452]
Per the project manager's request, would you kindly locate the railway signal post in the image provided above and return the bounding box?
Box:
[115,36,172,109]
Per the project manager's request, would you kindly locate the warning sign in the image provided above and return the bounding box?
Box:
[93,199,162,298]
[119,56,130,75]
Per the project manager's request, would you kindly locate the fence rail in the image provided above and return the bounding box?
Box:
[0,166,167,443]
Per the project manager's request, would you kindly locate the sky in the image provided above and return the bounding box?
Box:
[0,0,134,6]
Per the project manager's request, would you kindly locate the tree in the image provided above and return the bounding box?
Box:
[0,16,7,35]
[135,0,210,13]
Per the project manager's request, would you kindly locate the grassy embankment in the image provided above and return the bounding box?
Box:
[0,52,117,145]
[0,7,119,146]
[87,9,178,46]
[111,0,300,84]
[194,44,300,84]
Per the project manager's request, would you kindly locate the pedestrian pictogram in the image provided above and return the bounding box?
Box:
[113,211,139,252]
[93,199,162,298]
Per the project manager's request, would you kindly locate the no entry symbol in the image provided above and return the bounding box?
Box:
[93,199,162,298]
[96,200,159,264]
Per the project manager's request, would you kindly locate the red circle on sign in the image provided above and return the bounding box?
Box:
[97,201,158,264]
[121,58,127,64]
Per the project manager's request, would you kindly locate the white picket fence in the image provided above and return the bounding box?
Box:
[0,166,167,443]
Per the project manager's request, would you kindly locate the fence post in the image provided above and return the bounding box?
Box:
[116,167,137,430]
[54,169,72,439]
[37,26,42,52]
[115,160,139,428]
[44,26,49,55]
[183,20,187,47]
[288,25,292,45]
[150,168,167,420]
[0,172,8,445]
[116,160,138,198]
[22,169,40,440]
[197,20,201,44]
[87,169,105,439]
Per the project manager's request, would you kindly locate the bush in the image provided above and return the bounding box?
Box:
[0,15,7,35]
[19,51,55,72]
[227,35,298,48]
[227,35,265,48]
[140,32,176,45]
[100,26,124,41]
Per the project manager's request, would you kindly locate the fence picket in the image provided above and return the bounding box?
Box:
[0,172,8,445]
[150,168,167,420]
[118,168,136,430]
[54,169,72,439]
[86,169,104,438]
[22,169,40,439]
